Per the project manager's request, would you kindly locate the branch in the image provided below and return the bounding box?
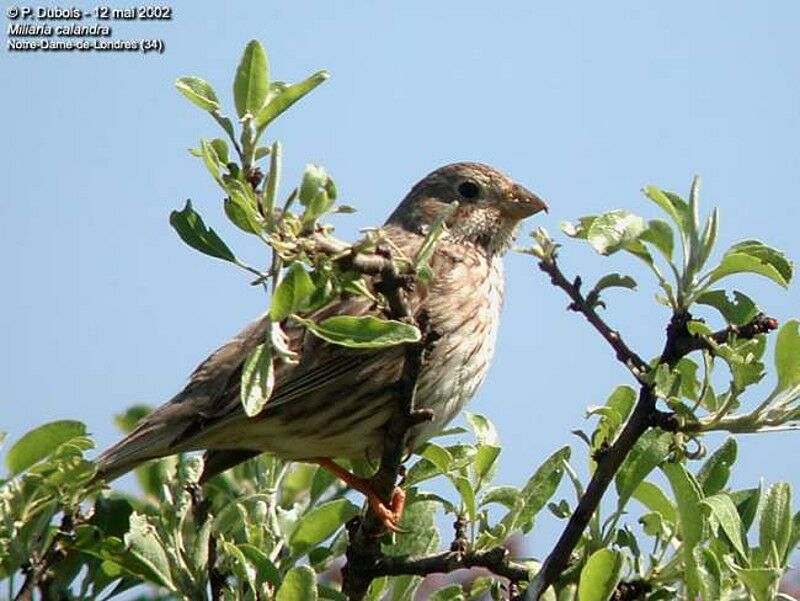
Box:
[537,258,649,379]
[524,386,663,599]
[673,312,779,357]
[190,484,226,600]
[14,512,78,601]
[372,546,530,582]
[525,257,778,599]
[340,242,435,600]
[334,235,527,596]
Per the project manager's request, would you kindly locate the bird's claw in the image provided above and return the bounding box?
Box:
[367,486,407,533]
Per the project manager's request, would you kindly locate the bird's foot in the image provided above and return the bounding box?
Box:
[313,458,406,533]
[366,486,406,533]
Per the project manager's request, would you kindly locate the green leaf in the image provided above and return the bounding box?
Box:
[640,511,668,537]
[263,141,281,220]
[169,200,236,263]
[696,547,722,601]
[421,443,454,474]
[698,207,719,270]
[113,405,151,434]
[271,264,316,321]
[512,446,571,533]
[389,498,440,557]
[644,186,693,237]
[663,462,705,600]
[6,420,87,475]
[446,443,477,470]
[233,40,269,118]
[238,544,281,587]
[404,459,440,487]
[621,239,657,268]
[123,512,175,590]
[256,70,330,132]
[731,486,762,532]
[560,215,597,239]
[705,240,793,289]
[215,114,236,143]
[219,540,256,593]
[728,562,782,601]
[697,437,737,495]
[774,320,800,395]
[640,218,674,260]
[241,342,275,417]
[472,445,501,487]
[289,499,360,556]
[295,315,421,349]
[480,485,520,510]
[302,189,335,226]
[453,475,477,521]
[615,430,672,507]
[412,491,457,514]
[663,462,704,548]
[586,210,646,255]
[715,337,767,390]
[688,176,701,236]
[591,273,637,297]
[759,481,792,563]
[277,566,317,601]
[428,585,464,601]
[695,290,758,326]
[632,481,677,524]
[365,577,390,601]
[606,385,637,421]
[465,412,499,446]
[589,385,637,449]
[223,178,264,234]
[700,493,747,560]
[787,511,800,561]
[577,548,624,601]
[175,76,220,111]
[200,138,223,183]
[299,164,329,206]
[210,138,229,165]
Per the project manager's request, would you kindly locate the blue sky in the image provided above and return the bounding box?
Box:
[2,1,799,556]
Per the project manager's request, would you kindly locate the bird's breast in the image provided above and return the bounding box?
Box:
[410,249,505,445]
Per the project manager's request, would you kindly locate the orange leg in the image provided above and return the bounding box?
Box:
[313,458,405,532]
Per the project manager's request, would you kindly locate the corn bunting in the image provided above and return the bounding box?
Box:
[96,162,547,528]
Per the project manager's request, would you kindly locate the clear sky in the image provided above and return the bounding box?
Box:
[2,1,799,557]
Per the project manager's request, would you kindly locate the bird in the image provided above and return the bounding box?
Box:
[95,162,547,530]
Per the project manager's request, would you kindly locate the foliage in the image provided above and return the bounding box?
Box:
[2,40,799,601]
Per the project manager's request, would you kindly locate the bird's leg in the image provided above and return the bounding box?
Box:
[313,458,405,532]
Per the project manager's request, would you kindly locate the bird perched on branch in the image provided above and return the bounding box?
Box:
[96,162,547,530]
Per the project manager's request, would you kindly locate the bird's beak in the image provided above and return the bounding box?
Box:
[504,183,549,218]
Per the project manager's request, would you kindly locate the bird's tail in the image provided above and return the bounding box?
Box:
[94,416,182,483]
[94,313,269,484]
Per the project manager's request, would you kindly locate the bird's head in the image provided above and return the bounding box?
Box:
[386,162,548,256]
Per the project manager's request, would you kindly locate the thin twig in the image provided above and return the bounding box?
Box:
[537,258,649,379]
[525,257,778,599]
[14,512,77,601]
[190,484,226,600]
[675,313,779,356]
[372,546,530,582]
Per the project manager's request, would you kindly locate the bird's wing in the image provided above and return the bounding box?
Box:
[169,292,407,446]
[96,280,417,479]
[96,226,448,480]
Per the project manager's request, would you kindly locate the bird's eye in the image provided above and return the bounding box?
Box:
[457,180,481,200]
